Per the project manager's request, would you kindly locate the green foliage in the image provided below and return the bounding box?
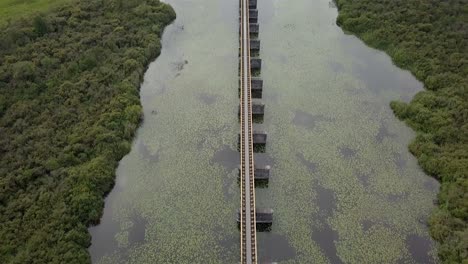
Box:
[33,16,49,37]
[0,0,72,27]
[336,0,468,262]
[0,0,175,262]
[12,61,36,80]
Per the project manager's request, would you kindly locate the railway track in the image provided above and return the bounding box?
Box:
[239,0,257,262]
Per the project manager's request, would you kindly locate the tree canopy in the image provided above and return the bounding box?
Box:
[0,0,175,262]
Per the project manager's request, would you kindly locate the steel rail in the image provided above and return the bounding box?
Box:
[239,0,257,262]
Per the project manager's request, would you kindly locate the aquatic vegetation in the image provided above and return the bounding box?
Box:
[336,0,468,262]
[255,0,438,262]
[92,0,440,263]
[89,0,242,262]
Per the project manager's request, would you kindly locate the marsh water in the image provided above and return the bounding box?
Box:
[89,0,439,263]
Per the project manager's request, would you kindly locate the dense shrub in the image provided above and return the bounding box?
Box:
[0,0,175,262]
[336,0,467,262]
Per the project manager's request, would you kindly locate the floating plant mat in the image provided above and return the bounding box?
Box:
[90,0,241,262]
[254,0,439,262]
[90,0,439,262]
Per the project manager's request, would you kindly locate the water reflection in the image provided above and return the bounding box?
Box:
[407,234,436,264]
[138,141,160,162]
[376,122,396,143]
[197,92,218,105]
[315,183,336,218]
[128,214,147,245]
[292,110,327,130]
[296,152,318,173]
[339,146,357,159]
[258,233,296,262]
[312,225,342,264]
[212,145,239,171]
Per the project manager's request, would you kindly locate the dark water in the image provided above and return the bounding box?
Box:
[89,0,440,262]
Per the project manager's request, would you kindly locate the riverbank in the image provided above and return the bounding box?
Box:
[335,0,468,262]
[0,0,174,262]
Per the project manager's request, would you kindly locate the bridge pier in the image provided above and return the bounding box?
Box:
[238,102,264,119]
[253,131,267,153]
[253,131,267,144]
[238,131,267,150]
[250,23,259,35]
[238,39,260,55]
[238,102,264,123]
[239,77,263,98]
[251,58,261,71]
[250,39,260,52]
[252,102,265,119]
[249,0,257,9]
[255,166,270,180]
[251,78,263,98]
[249,9,258,23]
[238,165,270,182]
[254,165,270,188]
[237,209,273,226]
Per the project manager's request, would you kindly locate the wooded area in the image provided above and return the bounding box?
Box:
[0,0,175,262]
[336,0,467,262]
[1,0,466,262]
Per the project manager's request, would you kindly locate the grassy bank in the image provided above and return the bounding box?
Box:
[335,0,467,262]
[0,0,72,27]
[0,0,175,262]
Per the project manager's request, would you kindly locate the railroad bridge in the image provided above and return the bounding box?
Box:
[238,0,273,263]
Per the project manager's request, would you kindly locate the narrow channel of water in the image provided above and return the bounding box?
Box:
[89,0,439,263]
[89,0,240,262]
[255,0,439,263]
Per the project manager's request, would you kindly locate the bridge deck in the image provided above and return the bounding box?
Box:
[239,0,257,262]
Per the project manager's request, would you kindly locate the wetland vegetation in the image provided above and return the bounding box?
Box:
[0,0,464,262]
[0,0,174,262]
[336,0,468,262]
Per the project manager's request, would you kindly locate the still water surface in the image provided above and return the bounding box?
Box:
[89,0,439,263]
